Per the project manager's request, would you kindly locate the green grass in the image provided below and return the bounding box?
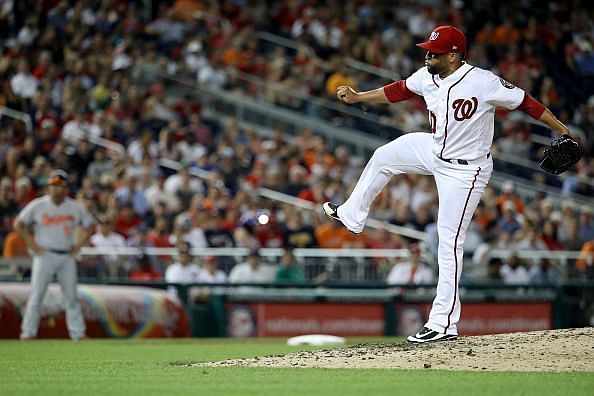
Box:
[0,338,592,396]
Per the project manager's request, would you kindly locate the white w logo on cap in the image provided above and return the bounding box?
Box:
[430,32,439,40]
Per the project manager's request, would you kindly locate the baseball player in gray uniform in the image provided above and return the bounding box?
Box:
[323,26,575,343]
[15,169,95,340]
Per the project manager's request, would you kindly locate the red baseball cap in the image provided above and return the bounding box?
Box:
[416,25,467,54]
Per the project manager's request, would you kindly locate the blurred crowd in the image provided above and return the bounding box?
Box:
[1,0,593,283]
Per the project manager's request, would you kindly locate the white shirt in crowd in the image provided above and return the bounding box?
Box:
[127,139,158,164]
[198,269,227,283]
[10,72,38,99]
[500,264,531,285]
[228,262,275,284]
[169,228,208,248]
[177,141,207,163]
[164,173,204,196]
[90,231,127,249]
[145,184,180,212]
[62,119,102,143]
[165,261,202,298]
[386,262,434,285]
[165,262,202,283]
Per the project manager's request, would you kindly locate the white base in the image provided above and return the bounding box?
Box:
[287,334,346,346]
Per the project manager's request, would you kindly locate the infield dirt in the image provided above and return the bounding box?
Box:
[199,327,594,371]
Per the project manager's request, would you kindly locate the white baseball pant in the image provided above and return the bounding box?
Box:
[21,251,86,339]
[337,132,493,335]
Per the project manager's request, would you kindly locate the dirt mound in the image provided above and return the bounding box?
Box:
[198,328,594,371]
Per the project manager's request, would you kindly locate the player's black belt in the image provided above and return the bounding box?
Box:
[46,248,71,255]
[438,152,491,165]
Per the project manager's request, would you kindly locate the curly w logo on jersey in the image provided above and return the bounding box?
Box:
[452,97,478,121]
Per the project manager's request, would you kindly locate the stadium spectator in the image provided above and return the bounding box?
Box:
[170,213,208,249]
[282,210,317,249]
[229,249,275,283]
[165,242,201,299]
[10,59,38,102]
[576,236,594,278]
[496,181,525,215]
[90,215,127,278]
[314,219,361,249]
[386,243,433,285]
[145,171,181,213]
[275,248,306,284]
[114,202,144,239]
[198,255,228,284]
[529,258,559,285]
[0,178,18,251]
[577,205,594,244]
[540,220,564,250]
[500,253,531,285]
[486,257,504,281]
[498,201,522,237]
[2,229,30,277]
[128,253,162,281]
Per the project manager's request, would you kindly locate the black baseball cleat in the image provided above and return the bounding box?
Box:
[407,327,457,344]
[322,202,341,221]
[322,202,361,235]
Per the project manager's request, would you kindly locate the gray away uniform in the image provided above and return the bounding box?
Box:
[17,195,94,339]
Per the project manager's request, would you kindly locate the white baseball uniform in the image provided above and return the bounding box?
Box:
[17,195,94,339]
[337,62,525,335]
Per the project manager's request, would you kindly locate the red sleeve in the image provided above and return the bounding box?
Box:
[517,93,546,119]
[383,80,415,103]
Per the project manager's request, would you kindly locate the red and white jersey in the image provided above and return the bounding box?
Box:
[406,62,525,160]
[16,196,94,251]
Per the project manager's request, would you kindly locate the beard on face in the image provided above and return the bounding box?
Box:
[427,62,447,75]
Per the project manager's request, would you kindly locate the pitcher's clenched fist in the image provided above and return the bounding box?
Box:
[337,86,359,104]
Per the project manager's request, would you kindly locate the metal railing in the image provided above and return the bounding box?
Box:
[256,31,399,81]
[0,106,33,133]
[149,69,389,157]
[2,247,589,281]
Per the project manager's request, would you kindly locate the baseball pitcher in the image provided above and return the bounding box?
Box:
[323,26,581,343]
[15,169,95,340]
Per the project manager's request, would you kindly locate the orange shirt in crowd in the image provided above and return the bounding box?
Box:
[473,209,495,231]
[493,23,521,45]
[302,149,335,171]
[3,231,30,259]
[497,195,525,214]
[173,0,205,21]
[314,223,359,249]
[576,241,594,271]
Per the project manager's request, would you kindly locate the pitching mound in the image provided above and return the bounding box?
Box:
[199,328,594,371]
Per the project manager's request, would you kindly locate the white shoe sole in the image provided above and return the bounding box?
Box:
[407,334,457,344]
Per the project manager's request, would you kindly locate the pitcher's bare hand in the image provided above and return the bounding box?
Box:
[336,86,359,104]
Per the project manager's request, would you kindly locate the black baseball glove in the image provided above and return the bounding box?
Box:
[540,134,582,175]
